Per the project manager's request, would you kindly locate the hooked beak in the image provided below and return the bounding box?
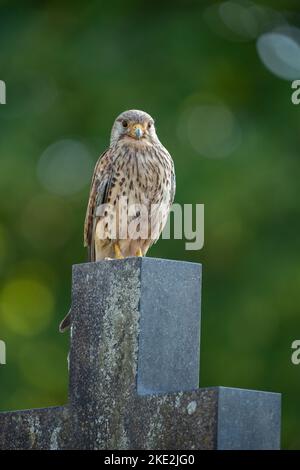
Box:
[130,124,144,140]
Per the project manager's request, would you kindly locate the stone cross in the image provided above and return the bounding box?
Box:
[0,258,281,449]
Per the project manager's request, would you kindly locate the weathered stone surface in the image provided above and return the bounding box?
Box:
[70,257,201,399]
[69,388,219,450]
[137,258,201,394]
[0,258,281,450]
[217,387,281,450]
[68,257,203,449]
[0,406,70,450]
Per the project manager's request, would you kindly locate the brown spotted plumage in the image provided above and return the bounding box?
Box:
[59,109,175,332]
[84,109,175,260]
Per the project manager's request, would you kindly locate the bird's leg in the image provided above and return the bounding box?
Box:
[114,242,124,259]
[136,248,143,257]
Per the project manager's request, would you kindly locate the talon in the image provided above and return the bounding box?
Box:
[136,248,143,257]
[114,243,124,259]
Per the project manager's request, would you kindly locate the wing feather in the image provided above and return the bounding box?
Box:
[83,148,114,261]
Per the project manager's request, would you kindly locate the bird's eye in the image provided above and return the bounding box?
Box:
[148,122,152,129]
[122,120,128,128]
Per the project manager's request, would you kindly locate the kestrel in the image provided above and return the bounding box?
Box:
[59,109,175,332]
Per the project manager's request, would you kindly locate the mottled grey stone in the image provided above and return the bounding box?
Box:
[0,258,281,450]
[217,387,281,450]
[68,257,203,448]
[137,258,201,394]
[0,406,70,450]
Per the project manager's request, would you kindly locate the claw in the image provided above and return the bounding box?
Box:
[114,243,124,259]
[136,248,143,257]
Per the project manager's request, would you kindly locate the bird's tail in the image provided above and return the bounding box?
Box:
[59,308,71,333]
[59,248,93,333]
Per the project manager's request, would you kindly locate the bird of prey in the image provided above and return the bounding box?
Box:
[59,109,175,332]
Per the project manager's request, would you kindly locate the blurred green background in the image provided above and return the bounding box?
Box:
[0,0,300,449]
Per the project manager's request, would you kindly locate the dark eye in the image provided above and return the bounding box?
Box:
[148,122,152,129]
[122,120,128,128]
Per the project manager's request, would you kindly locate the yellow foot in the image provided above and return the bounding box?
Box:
[136,248,143,257]
[114,243,124,259]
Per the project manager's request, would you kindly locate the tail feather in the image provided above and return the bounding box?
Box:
[59,309,71,333]
[59,246,93,333]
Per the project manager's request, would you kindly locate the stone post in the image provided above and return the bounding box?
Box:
[0,258,281,449]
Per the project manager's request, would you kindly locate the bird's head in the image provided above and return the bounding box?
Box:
[110,109,158,146]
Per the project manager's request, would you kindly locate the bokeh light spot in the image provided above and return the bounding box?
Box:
[257,27,300,80]
[0,278,54,336]
[219,1,259,39]
[19,341,67,394]
[204,1,286,43]
[20,194,74,251]
[180,103,241,159]
[37,139,93,196]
